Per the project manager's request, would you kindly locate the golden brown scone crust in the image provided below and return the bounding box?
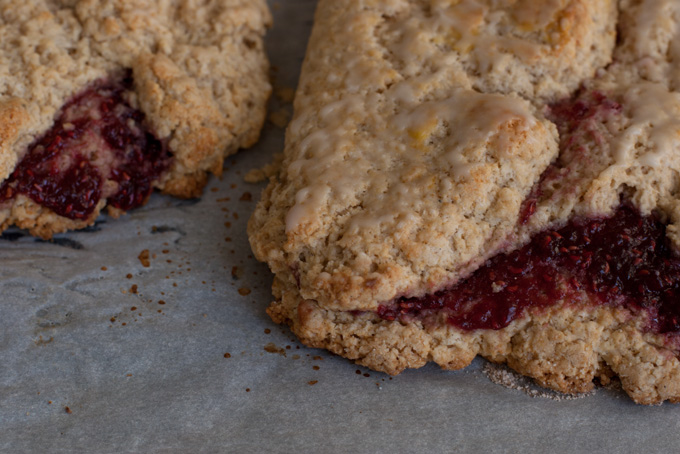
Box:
[0,0,271,237]
[249,0,680,404]
[269,277,680,406]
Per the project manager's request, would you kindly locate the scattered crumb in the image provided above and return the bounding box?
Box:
[482,362,596,401]
[264,329,271,334]
[264,343,286,356]
[246,388,250,392]
[101,266,107,271]
[275,85,295,103]
[308,380,318,386]
[129,285,138,294]
[239,192,253,202]
[224,353,231,358]
[138,250,150,267]
[126,274,133,279]
[238,287,251,296]
[268,108,290,128]
[313,366,320,371]
[130,306,137,311]
[64,406,72,414]
[244,153,284,183]
[158,300,166,305]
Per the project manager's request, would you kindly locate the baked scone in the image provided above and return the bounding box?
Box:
[0,0,271,238]
[249,0,680,404]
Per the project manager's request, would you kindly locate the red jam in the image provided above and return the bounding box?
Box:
[0,73,170,220]
[379,205,680,334]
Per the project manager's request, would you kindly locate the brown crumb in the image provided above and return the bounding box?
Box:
[308,380,318,386]
[275,86,296,103]
[238,287,251,296]
[244,153,284,183]
[64,407,72,414]
[130,306,137,311]
[101,266,107,271]
[130,285,138,294]
[239,192,253,202]
[158,300,166,305]
[268,109,290,128]
[264,328,271,334]
[126,273,133,279]
[138,250,150,267]
[246,388,250,392]
[224,353,231,358]
[264,343,286,356]
[313,366,320,370]
[232,266,243,279]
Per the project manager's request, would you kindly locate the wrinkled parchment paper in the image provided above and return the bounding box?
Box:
[2,1,680,452]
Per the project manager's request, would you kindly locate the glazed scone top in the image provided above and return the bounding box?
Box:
[0,0,271,198]
[249,0,680,311]
[376,0,617,100]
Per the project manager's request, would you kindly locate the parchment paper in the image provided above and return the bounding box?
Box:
[2,1,680,453]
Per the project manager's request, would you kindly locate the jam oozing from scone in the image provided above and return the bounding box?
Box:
[520,90,623,226]
[379,205,680,334]
[0,74,170,220]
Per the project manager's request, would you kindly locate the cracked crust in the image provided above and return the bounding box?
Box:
[0,0,271,237]
[249,0,680,404]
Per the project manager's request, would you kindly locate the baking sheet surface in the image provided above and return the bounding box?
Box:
[2,1,680,452]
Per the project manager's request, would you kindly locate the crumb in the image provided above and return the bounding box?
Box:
[264,343,286,356]
[244,153,284,183]
[138,250,150,267]
[275,86,296,103]
[268,108,290,128]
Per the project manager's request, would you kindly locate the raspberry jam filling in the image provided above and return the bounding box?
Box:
[0,73,170,220]
[378,205,680,334]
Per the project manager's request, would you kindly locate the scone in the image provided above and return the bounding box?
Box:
[0,0,271,238]
[249,0,680,405]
